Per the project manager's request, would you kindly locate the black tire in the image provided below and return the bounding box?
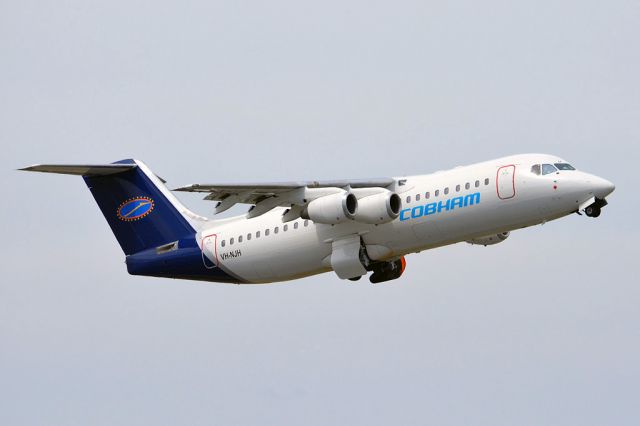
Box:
[585,205,601,218]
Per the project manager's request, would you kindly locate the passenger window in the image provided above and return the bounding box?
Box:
[406,196,411,203]
[475,180,480,188]
[435,189,440,197]
[294,222,299,229]
[484,178,490,185]
[415,194,421,201]
[221,240,226,247]
[230,238,234,245]
[283,224,288,232]
[425,192,430,199]
[304,220,309,227]
[465,182,470,190]
[256,231,261,238]
[455,185,460,192]
[542,164,558,175]
[444,187,449,195]
[238,235,243,243]
[531,164,541,175]
[274,227,279,234]
[265,229,270,236]
[247,233,251,241]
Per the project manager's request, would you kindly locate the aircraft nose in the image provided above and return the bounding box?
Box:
[591,176,615,198]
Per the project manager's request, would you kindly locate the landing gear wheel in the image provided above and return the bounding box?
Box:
[348,276,362,282]
[368,258,405,284]
[585,205,601,218]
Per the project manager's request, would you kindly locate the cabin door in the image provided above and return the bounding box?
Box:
[200,233,218,269]
[497,165,516,200]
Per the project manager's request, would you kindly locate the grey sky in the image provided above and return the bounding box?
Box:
[1,1,638,425]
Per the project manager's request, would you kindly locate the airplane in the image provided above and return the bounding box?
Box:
[20,153,615,284]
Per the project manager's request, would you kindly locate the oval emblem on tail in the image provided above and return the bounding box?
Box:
[117,197,154,221]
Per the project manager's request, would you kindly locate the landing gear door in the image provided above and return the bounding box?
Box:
[331,235,367,280]
[497,165,516,200]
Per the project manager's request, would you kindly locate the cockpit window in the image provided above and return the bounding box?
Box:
[531,164,541,175]
[555,163,576,171]
[542,164,558,175]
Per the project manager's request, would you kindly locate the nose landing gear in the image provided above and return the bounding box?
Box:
[580,197,608,218]
[584,205,601,218]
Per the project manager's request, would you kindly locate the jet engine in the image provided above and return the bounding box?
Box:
[466,232,510,246]
[354,190,402,224]
[301,191,358,224]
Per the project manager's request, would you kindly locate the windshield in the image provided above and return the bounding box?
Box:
[555,163,576,171]
[542,164,558,175]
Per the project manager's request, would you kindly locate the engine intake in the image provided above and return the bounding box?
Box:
[354,190,401,224]
[301,192,357,224]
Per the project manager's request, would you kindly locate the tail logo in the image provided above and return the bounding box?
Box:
[117,197,155,222]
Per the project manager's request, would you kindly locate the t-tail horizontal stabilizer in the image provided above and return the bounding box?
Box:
[19,164,137,176]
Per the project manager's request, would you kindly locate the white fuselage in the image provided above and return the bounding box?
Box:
[196,154,614,283]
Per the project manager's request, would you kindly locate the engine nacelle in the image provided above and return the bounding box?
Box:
[466,232,510,246]
[301,191,357,224]
[353,190,402,224]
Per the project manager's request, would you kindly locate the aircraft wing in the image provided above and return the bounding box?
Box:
[173,178,395,218]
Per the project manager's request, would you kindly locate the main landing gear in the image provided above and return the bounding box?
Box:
[343,238,407,284]
[347,258,405,283]
[369,257,406,284]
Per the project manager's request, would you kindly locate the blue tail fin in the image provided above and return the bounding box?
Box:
[21,160,242,283]
[82,159,197,255]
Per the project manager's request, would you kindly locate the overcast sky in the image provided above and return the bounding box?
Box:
[1,1,638,425]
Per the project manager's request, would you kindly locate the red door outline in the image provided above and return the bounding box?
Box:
[496,165,516,200]
[200,233,219,269]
